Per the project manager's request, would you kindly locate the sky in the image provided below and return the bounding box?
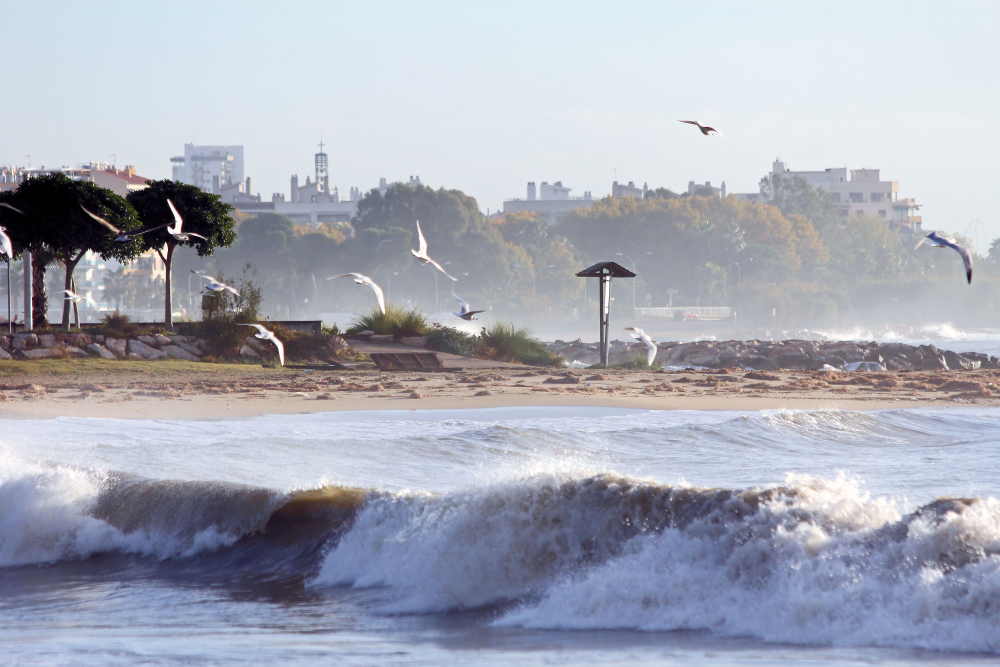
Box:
[2,1,998,248]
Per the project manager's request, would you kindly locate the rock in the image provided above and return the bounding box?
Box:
[774,353,811,369]
[370,334,394,343]
[128,339,167,360]
[161,345,200,362]
[356,330,374,337]
[0,347,12,360]
[127,352,143,360]
[39,334,60,349]
[137,335,159,347]
[21,348,63,359]
[105,338,127,357]
[685,353,722,368]
[239,344,260,358]
[65,346,87,357]
[86,343,117,360]
[11,333,37,349]
[399,336,428,347]
[94,335,105,343]
[177,342,202,357]
[63,333,92,346]
[152,333,172,346]
[171,335,188,344]
[944,350,980,371]
[194,339,210,351]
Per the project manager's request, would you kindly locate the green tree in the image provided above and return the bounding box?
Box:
[4,173,143,329]
[128,180,236,328]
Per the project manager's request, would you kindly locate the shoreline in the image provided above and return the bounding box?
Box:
[2,361,995,419]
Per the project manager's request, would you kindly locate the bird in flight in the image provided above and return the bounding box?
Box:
[451,292,484,321]
[166,199,208,243]
[192,270,241,296]
[914,231,972,284]
[411,220,457,281]
[81,204,169,244]
[0,202,26,216]
[0,225,12,260]
[678,120,723,137]
[328,273,386,313]
[625,327,658,367]
[62,289,98,309]
[239,323,284,366]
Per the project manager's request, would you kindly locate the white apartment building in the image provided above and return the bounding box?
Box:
[170,144,244,194]
[503,180,598,224]
[735,159,922,231]
[0,163,150,197]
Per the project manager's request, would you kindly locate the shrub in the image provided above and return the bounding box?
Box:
[608,351,662,370]
[100,311,136,338]
[478,321,563,367]
[347,304,428,339]
[426,324,481,357]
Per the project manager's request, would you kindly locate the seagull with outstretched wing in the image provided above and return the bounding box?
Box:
[452,292,484,321]
[191,270,241,296]
[166,199,208,243]
[239,323,284,366]
[410,220,457,281]
[625,327,658,366]
[678,120,723,137]
[81,204,170,244]
[63,289,98,310]
[914,231,972,284]
[327,272,386,313]
[0,203,25,259]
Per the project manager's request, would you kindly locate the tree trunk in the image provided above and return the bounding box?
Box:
[61,250,85,330]
[71,277,80,328]
[160,244,175,328]
[31,250,48,329]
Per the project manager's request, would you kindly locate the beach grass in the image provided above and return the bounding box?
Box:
[0,358,281,378]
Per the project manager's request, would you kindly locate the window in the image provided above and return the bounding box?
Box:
[829,193,841,202]
[871,192,885,202]
[849,192,864,203]
[878,210,886,217]
[311,195,317,202]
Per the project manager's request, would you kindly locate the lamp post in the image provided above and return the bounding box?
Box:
[615,252,652,311]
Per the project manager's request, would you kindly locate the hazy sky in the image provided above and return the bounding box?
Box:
[2,1,998,247]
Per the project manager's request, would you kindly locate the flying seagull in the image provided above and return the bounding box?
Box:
[678,120,723,137]
[166,199,208,243]
[239,323,284,366]
[452,292,484,321]
[914,231,972,284]
[81,204,169,244]
[410,220,457,281]
[192,270,241,296]
[0,203,24,259]
[62,289,98,309]
[327,273,385,313]
[0,225,12,260]
[625,327,658,366]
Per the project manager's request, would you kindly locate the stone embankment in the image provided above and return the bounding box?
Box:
[0,332,207,361]
[546,338,1000,371]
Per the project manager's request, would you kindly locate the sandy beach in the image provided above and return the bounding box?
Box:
[2,359,997,419]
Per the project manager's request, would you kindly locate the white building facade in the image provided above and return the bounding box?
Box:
[170,144,244,194]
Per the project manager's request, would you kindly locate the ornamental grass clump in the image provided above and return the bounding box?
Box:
[347,304,429,340]
[478,321,563,367]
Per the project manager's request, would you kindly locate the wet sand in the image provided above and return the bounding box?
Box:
[1,362,997,419]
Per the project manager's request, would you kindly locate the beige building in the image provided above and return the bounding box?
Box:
[736,159,922,231]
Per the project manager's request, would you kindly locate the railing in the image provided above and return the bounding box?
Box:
[635,307,732,319]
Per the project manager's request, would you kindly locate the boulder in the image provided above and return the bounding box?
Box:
[94,335,105,343]
[21,348,63,359]
[65,346,87,357]
[152,333,172,346]
[399,336,428,348]
[86,343,117,360]
[128,339,167,360]
[239,344,260,358]
[177,342,202,357]
[11,333,37,349]
[137,335,160,347]
[63,333,92,346]
[944,350,980,371]
[105,338,127,357]
[161,345,200,362]
[39,334,60,349]
[0,347,12,360]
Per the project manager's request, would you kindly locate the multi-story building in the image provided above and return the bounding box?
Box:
[0,163,150,197]
[503,180,598,224]
[170,144,244,194]
[735,159,922,231]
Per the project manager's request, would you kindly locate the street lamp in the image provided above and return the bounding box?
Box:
[616,252,653,311]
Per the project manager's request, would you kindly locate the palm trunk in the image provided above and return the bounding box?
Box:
[159,244,175,328]
[61,250,85,330]
[31,250,47,329]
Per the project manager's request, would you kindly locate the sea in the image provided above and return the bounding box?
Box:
[2,404,1000,665]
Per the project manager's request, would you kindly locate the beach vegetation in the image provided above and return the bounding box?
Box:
[477,321,564,367]
[347,304,429,339]
[425,324,480,357]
